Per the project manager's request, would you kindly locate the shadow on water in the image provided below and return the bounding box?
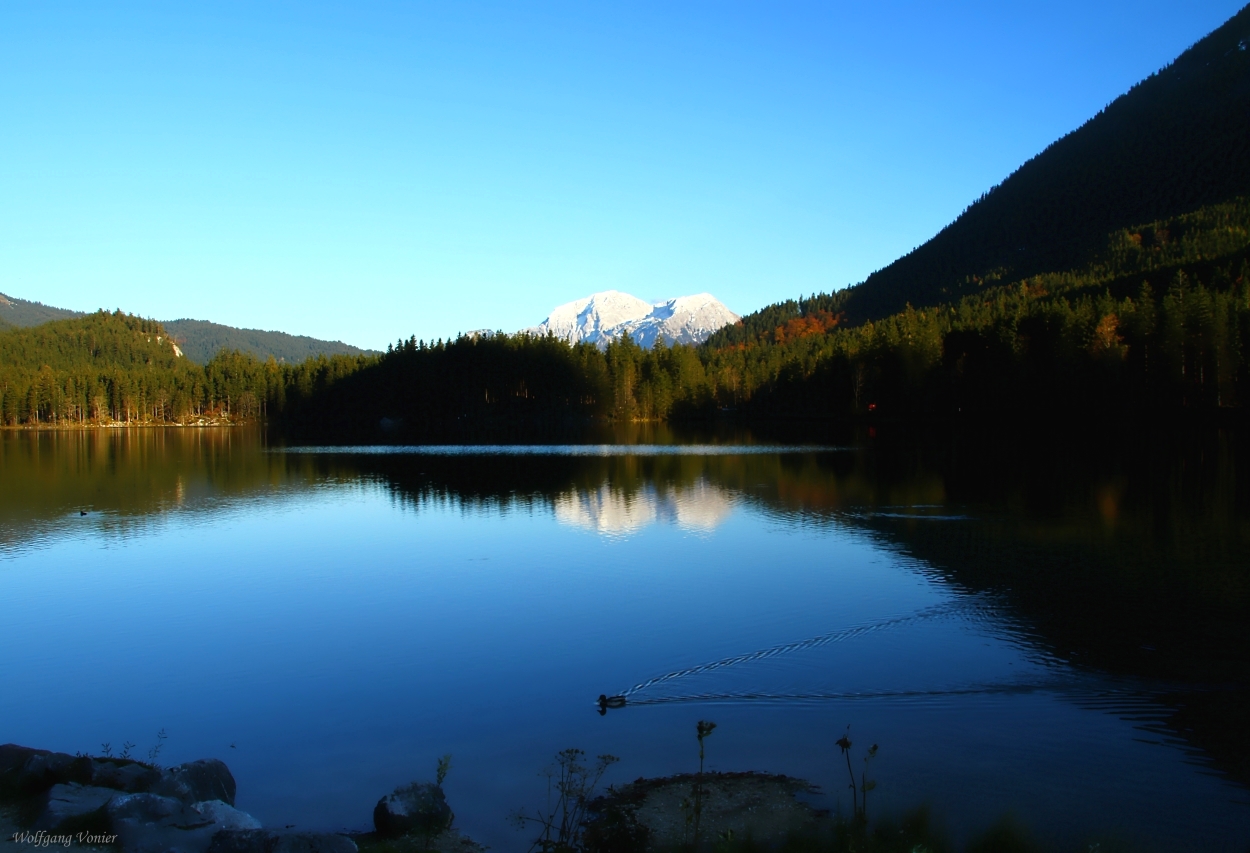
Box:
[4,423,1249,795]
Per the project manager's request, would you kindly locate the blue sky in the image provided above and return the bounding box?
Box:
[1,1,1243,349]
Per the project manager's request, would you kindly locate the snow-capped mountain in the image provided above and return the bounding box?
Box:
[521,290,739,349]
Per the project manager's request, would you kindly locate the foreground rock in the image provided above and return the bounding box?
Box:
[108,793,261,853]
[92,760,163,793]
[33,784,127,831]
[0,745,209,802]
[372,782,452,838]
[583,772,829,852]
[1,744,498,853]
[1,745,360,853]
[152,759,238,806]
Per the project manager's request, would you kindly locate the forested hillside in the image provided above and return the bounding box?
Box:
[4,213,1248,432]
[0,309,712,431]
[831,4,1250,323]
[698,199,1250,419]
[161,318,373,364]
[0,312,282,425]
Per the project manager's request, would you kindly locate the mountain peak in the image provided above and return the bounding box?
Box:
[523,290,740,348]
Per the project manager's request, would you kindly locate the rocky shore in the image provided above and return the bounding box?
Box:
[2,743,842,853]
[0,745,481,853]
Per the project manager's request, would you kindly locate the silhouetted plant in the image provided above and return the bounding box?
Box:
[680,720,717,849]
[835,726,877,825]
[148,728,168,768]
[512,748,619,853]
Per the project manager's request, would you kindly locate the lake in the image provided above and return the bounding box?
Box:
[1,425,1248,851]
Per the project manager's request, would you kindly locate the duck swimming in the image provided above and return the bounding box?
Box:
[597,694,627,715]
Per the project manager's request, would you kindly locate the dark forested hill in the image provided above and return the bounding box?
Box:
[161,319,373,364]
[831,4,1250,323]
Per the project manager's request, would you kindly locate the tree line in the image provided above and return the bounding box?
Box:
[3,201,1250,433]
[0,312,285,426]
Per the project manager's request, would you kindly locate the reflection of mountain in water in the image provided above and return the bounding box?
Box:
[553,478,733,535]
[6,424,1249,790]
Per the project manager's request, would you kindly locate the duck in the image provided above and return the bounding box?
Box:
[597,694,627,715]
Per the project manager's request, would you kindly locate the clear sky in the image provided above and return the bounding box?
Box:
[1,2,1244,350]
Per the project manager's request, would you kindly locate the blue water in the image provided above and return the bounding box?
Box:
[1,431,1247,851]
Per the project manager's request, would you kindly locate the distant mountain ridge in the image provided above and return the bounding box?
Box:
[0,292,84,328]
[522,290,740,348]
[0,292,372,364]
[160,319,371,364]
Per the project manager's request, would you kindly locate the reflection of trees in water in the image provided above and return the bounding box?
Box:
[7,425,1248,785]
[0,428,325,551]
[360,426,1250,786]
[757,426,1250,789]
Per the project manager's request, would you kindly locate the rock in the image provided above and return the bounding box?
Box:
[373,782,452,838]
[90,759,163,793]
[0,744,51,797]
[152,759,238,806]
[207,829,359,853]
[33,783,124,831]
[195,800,263,831]
[583,771,827,852]
[107,792,260,853]
[0,745,169,800]
[0,744,51,775]
[10,752,93,795]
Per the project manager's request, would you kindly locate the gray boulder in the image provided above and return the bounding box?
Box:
[33,783,124,831]
[152,759,238,805]
[107,792,260,853]
[373,782,452,838]
[208,829,359,853]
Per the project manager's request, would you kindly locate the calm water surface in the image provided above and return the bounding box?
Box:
[1,427,1248,851]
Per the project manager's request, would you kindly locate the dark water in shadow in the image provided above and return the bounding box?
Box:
[1,425,1247,850]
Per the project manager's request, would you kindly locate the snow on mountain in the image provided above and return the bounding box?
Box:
[522,290,739,349]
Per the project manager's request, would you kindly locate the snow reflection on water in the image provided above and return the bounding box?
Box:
[553,478,735,536]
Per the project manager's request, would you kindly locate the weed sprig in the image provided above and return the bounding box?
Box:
[512,748,619,853]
